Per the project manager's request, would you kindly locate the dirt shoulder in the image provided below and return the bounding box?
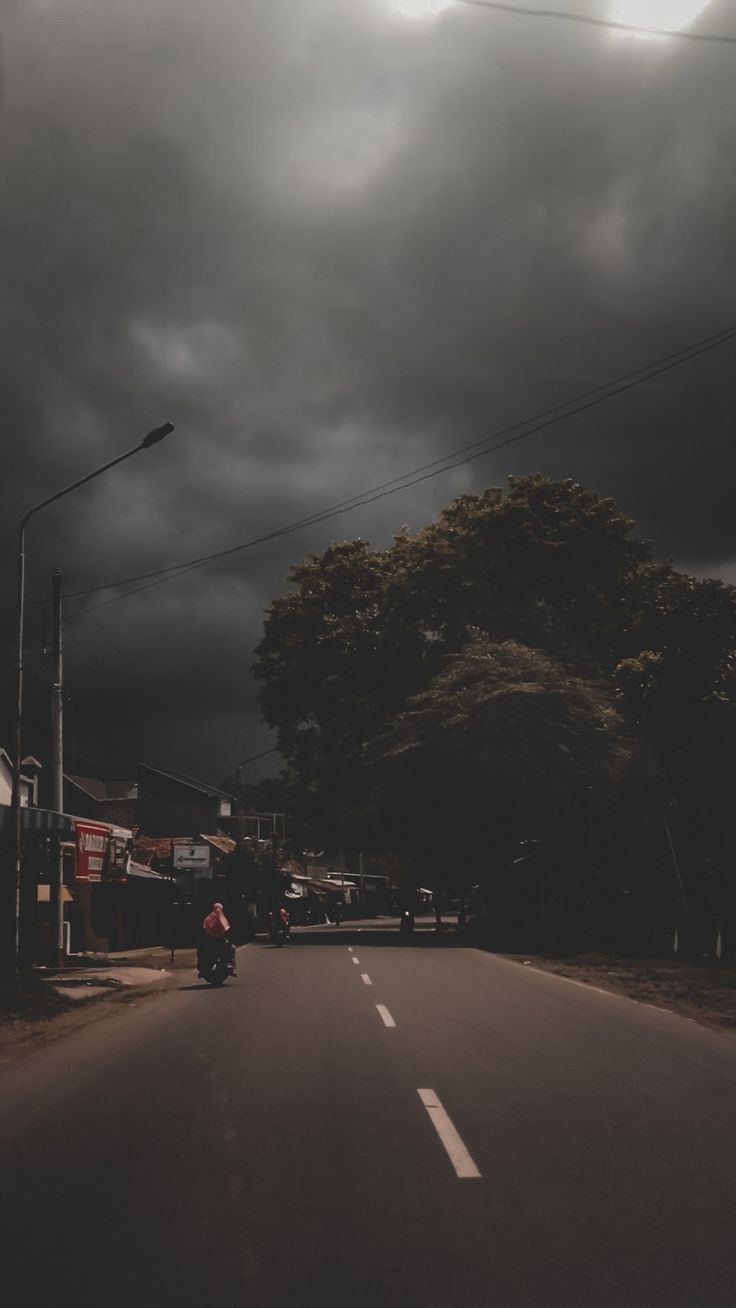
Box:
[0,947,198,1062]
[505,952,736,1032]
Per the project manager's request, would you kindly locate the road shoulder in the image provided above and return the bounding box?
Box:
[502,951,736,1033]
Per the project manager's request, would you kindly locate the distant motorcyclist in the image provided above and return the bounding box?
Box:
[269,904,290,944]
[399,908,415,939]
[197,902,236,977]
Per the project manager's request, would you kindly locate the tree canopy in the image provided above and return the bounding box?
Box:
[253,475,736,930]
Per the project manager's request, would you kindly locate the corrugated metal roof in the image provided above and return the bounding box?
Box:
[200,833,235,854]
[0,806,74,833]
[289,872,357,892]
[126,861,167,880]
[132,835,173,864]
[65,775,137,801]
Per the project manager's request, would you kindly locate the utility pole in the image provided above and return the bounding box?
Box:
[271,821,279,912]
[7,421,174,976]
[359,851,365,917]
[48,569,64,966]
[664,816,688,913]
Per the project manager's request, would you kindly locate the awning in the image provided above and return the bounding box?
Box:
[289,872,358,890]
[200,833,235,855]
[315,877,357,891]
[126,861,168,880]
[0,806,74,833]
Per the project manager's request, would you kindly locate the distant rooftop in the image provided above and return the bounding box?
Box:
[138,762,235,801]
[65,775,137,802]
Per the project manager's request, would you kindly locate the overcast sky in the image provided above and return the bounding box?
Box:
[1,0,735,785]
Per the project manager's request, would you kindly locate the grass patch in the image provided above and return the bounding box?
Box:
[564,955,736,990]
[513,952,736,1030]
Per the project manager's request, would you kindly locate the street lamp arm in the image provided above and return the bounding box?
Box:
[7,420,175,975]
[235,747,279,770]
[235,746,280,794]
[18,423,174,535]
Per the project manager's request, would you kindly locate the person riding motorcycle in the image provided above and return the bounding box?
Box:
[269,904,290,944]
[399,908,415,939]
[197,902,236,978]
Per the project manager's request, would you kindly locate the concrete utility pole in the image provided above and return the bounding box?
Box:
[48,569,64,966]
[49,570,63,813]
[664,816,688,913]
[7,421,174,975]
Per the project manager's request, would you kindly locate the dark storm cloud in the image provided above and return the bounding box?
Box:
[1,0,735,778]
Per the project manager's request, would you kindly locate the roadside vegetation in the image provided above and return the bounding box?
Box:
[252,474,736,959]
[0,970,71,1024]
[514,953,736,1031]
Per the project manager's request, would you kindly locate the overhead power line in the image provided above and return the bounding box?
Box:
[4,320,733,622]
[456,0,736,47]
[60,319,736,619]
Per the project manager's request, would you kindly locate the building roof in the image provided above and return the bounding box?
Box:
[65,775,137,802]
[133,835,173,865]
[290,872,358,892]
[0,807,74,833]
[1,747,41,789]
[138,762,235,801]
[201,833,236,855]
[126,861,167,880]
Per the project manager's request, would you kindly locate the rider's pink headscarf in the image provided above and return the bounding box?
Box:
[203,903,230,938]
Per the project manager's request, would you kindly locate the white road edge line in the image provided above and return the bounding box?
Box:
[361,973,373,985]
[376,1004,396,1028]
[417,1089,482,1179]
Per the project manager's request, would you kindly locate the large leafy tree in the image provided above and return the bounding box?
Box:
[253,476,736,913]
[616,568,736,901]
[254,476,652,773]
[391,476,651,673]
[365,635,651,896]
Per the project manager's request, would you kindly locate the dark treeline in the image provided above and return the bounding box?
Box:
[252,476,736,955]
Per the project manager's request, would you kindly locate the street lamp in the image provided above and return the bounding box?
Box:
[8,422,174,972]
[234,747,279,839]
[234,747,279,791]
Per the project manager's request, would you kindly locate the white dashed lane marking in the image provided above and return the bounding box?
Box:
[417,1089,482,1179]
[376,1005,396,1028]
[361,973,373,986]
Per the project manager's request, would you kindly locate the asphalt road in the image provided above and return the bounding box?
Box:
[3,921,736,1307]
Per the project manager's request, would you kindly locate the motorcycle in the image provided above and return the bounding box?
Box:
[399,910,415,940]
[270,905,291,946]
[198,940,235,986]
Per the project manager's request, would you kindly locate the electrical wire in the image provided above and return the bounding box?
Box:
[67,319,736,617]
[5,319,736,620]
[49,319,736,609]
[456,0,736,47]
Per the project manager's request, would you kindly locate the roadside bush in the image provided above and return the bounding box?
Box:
[0,970,70,1023]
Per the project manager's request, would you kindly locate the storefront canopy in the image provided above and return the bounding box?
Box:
[126,861,168,880]
[0,806,74,833]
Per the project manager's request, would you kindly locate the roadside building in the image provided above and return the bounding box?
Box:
[63,775,137,828]
[0,747,41,807]
[137,762,236,838]
[132,833,238,944]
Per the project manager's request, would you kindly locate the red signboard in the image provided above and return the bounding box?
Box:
[75,821,110,883]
